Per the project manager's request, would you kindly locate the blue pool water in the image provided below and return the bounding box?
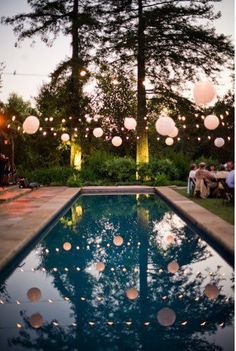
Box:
[0,194,234,351]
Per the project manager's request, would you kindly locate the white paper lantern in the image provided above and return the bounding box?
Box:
[61,133,70,142]
[96,262,105,272]
[193,80,216,105]
[27,288,42,302]
[204,115,219,130]
[155,116,175,136]
[157,308,176,327]
[204,284,219,300]
[63,242,72,251]
[124,117,137,130]
[214,137,225,148]
[23,116,40,134]
[93,127,103,138]
[126,288,139,300]
[113,235,124,246]
[167,260,179,273]
[112,136,122,147]
[168,126,179,138]
[165,137,174,146]
[29,313,43,329]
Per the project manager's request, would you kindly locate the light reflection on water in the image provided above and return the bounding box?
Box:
[0,194,234,351]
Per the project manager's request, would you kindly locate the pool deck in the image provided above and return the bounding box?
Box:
[155,187,234,258]
[0,186,80,271]
[0,185,234,273]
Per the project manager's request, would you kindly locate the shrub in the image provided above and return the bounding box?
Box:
[137,163,153,180]
[67,174,83,187]
[154,173,169,186]
[105,158,136,182]
[80,151,113,181]
[155,159,179,180]
[19,167,79,185]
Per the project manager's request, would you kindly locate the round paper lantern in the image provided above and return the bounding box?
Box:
[165,137,174,146]
[157,307,176,327]
[124,117,137,130]
[126,288,139,300]
[113,235,124,246]
[96,262,105,272]
[61,133,70,142]
[168,126,179,138]
[214,137,225,148]
[112,136,122,147]
[63,242,72,251]
[193,80,216,105]
[204,115,219,130]
[23,116,40,134]
[204,284,219,299]
[27,287,42,302]
[155,116,175,136]
[167,235,174,244]
[93,127,103,138]
[29,313,43,329]
[167,260,179,273]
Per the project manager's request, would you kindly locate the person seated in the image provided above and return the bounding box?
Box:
[226,160,234,172]
[18,177,40,189]
[216,165,229,197]
[187,164,197,195]
[194,162,216,198]
[226,163,234,196]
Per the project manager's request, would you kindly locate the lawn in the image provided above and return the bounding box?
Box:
[175,188,234,225]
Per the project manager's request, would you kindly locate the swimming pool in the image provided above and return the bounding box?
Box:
[0,194,234,351]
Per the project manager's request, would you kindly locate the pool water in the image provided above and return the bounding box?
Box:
[0,194,234,351]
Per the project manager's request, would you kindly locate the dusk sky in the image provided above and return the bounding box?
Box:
[0,0,234,105]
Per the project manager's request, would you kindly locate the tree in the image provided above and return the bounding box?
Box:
[2,0,99,169]
[98,0,234,166]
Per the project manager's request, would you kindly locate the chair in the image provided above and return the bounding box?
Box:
[217,178,234,203]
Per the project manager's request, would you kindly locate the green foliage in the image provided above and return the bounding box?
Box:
[155,159,179,180]
[67,174,83,187]
[19,167,79,185]
[80,151,113,181]
[105,157,136,182]
[194,156,220,169]
[153,173,169,186]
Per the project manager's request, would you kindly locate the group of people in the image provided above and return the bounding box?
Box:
[0,154,17,187]
[187,161,234,200]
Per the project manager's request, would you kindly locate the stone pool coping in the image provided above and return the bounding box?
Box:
[155,187,234,258]
[0,187,80,272]
[0,185,233,273]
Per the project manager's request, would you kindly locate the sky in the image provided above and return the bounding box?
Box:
[0,0,234,105]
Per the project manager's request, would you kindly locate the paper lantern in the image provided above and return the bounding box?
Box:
[155,116,175,136]
[167,235,174,244]
[157,307,176,327]
[126,288,139,300]
[124,117,137,130]
[29,313,43,329]
[112,136,122,147]
[167,260,179,273]
[113,235,124,246]
[27,287,42,302]
[204,284,219,299]
[63,242,72,251]
[214,137,225,148]
[204,115,219,130]
[168,126,179,138]
[23,116,40,134]
[61,133,70,142]
[165,137,174,146]
[93,127,103,138]
[193,80,216,105]
[96,262,105,272]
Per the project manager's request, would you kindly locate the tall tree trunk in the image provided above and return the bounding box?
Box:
[70,133,82,170]
[71,0,82,169]
[136,0,149,168]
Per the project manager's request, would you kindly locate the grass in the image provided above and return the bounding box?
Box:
[175,188,234,225]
